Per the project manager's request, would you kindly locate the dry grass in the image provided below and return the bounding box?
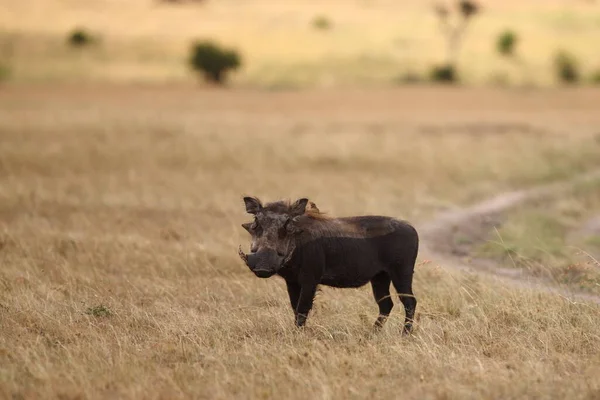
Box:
[2,85,600,399]
[1,0,600,86]
[3,247,600,399]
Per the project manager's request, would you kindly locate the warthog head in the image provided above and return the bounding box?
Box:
[238,196,317,278]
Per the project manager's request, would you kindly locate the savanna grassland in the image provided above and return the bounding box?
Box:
[2,85,600,399]
[1,0,600,86]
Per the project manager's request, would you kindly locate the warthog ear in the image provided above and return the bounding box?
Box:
[306,201,319,213]
[243,196,262,214]
[290,198,309,216]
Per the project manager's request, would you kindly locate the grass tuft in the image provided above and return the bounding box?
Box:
[85,304,112,318]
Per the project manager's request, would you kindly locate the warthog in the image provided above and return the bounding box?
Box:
[238,196,419,334]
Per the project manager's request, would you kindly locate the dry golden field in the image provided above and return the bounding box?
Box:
[1,0,600,86]
[2,85,600,399]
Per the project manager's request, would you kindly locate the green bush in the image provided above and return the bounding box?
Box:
[496,30,517,57]
[430,64,457,83]
[189,40,241,84]
[554,50,579,84]
[312,15,332,30]
[67,28,94,47]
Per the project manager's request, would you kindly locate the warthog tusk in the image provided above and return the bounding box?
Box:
[238,245,248,263]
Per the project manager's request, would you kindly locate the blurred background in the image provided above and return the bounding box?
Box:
[1,0,599,87]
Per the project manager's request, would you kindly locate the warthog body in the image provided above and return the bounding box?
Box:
[238,197,419,334]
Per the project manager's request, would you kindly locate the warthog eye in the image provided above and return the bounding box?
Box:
[251,219,258,230]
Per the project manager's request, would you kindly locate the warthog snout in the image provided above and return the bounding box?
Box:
[238,246,282,278]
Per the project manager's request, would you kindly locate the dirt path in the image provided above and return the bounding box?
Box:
[418,169,600,305]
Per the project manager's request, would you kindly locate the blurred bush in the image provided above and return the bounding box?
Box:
[0,33,14,83]
[553,50,579,84]
[312,15,332,31]
[189,40,241,84]
[430,64,456,83]
[67,28,95,47]
[0,63,10,83]
[496,30,517,57]
[590,70,600,85]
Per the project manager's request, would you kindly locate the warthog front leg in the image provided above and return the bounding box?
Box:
[295,284,317,327]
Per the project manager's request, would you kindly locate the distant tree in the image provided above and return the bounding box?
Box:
[430,0,481,83]
[458,0,478,17]
[492,29,526,86]
[189,40,241,84]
